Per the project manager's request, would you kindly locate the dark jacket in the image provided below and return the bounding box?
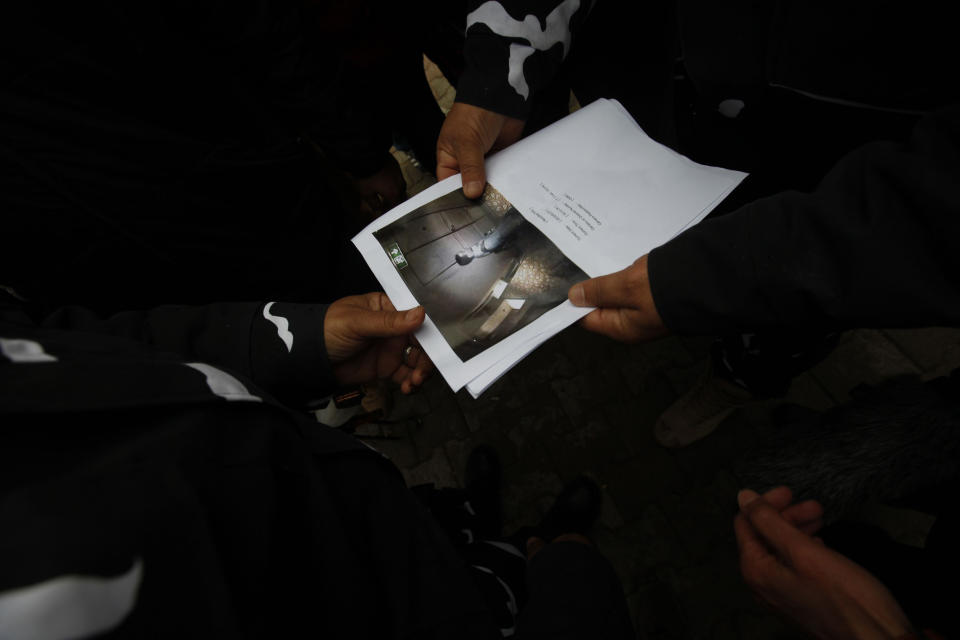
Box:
[457,1,960,334]
[650,104,960,334]
[0,294,498,638]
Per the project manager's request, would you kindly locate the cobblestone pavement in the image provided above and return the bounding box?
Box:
[356,60,960,640]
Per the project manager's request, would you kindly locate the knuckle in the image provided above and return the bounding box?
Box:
[613,312,637,342]
[623,265,644,291]
[381,311,395,331]
[789,546,813,568]
[581,279,598,303]
[747,503,774,524]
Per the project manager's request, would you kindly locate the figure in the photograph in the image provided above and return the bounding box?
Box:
[455,209,527,266]
[375,185,587,361]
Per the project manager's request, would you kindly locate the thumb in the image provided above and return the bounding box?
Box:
[456,137,487,199]
[350,306,425,339]
[569,257,650,310]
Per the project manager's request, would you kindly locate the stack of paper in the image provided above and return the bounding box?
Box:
[353,99,746,398]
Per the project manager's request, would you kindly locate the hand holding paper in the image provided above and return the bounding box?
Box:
[568,255,669,343]
[325,293,432,394]
[436,102,525,198]
[355,99,747,397]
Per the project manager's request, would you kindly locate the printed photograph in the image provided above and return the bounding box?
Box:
[375,185,588,361]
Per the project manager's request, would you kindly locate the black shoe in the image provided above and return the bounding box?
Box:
[534,476,603,543]
[464,445,503,539]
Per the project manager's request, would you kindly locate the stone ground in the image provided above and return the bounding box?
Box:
[353,59,960,639]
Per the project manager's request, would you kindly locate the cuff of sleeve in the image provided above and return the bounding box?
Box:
[456,72,532,121]
[648,214,769,336]
[249,302,336,408]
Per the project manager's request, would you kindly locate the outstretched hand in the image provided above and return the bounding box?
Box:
[436,102,525,198]
[734,486,913,640]
[324,293,433,394]
[567,255,668,342]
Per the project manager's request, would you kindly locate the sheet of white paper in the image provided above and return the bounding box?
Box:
[483,99,745,278]
[464,175,744,397]
[466,319,561,398]
[353,179,593,392]
[353,99,747,394]
[466,180,743,397]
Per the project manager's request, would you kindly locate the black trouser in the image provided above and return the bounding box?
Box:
[463,537,635,640]
[416,484,636,639]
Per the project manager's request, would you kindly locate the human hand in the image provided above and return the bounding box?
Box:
[351,153,406,218]
[567,255,669,343]
[436,102,525,198]
[324,293,433,394]
[734,486,914,640]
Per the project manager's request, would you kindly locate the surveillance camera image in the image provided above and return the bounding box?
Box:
[374,184,588,362]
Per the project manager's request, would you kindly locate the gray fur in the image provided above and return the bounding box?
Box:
[735,375,960,521]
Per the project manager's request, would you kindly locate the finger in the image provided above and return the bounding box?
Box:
[436,104,495,195]
[569,258,647,310]
[734,513,794,591]
[357,291,396,313]
[400,344,426,377]
[739,491,817,564]
[391,344,433,392]
[758,486,794,511]
[781,499,824,529]
[335,292,394,313]
[734,512,769,565]
[748,489,824,535]
[351,306,425,339]
[397,368,426,394]
[578,308,646,343]
[410,347,434,382]
[797,519,824,536]
[391,362,412,389]
[436,147,460,181]
[579,308,620,338]
[454,137,487,199]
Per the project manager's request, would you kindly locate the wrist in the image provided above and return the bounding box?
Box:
[635,255,666,332]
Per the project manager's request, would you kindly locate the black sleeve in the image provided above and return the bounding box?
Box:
[457,0,588,119]
[647,104,960,335]
[23,301,337,408]
[517,541,635,639]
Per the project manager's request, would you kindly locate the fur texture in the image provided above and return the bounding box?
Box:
[736,373,960,521]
